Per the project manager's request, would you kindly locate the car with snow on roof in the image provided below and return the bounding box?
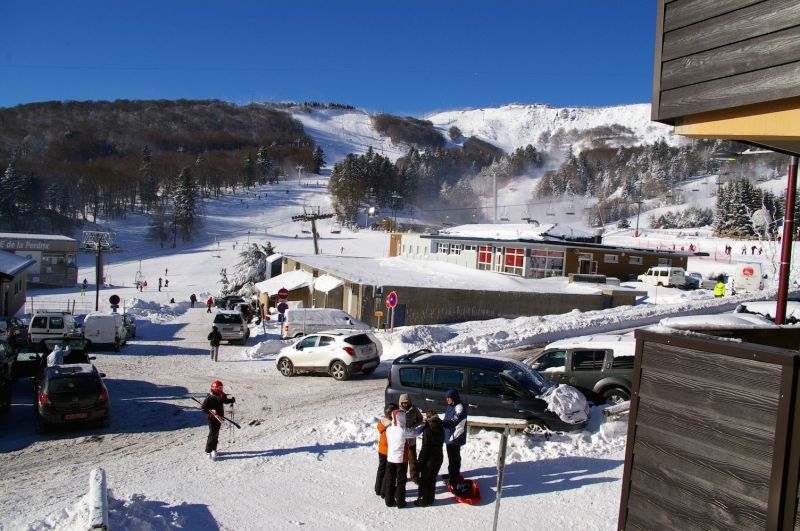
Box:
[385,350,588,432]
[524,333,635,405]
[33,362,109,433]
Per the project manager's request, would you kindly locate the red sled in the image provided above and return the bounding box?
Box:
[446,475,481,504]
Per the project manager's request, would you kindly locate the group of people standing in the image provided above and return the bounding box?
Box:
[376,390,467,508]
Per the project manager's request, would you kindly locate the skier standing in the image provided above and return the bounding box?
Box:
[442,389,467,488]
[201,380,235,460]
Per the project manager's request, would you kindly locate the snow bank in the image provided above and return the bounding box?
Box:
[125,298,189,322]
[246,339,289,360]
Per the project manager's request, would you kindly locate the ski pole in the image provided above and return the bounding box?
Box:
[189,396,241,429]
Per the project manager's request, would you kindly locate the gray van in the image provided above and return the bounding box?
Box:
[385,350,587,432]
[281,308,369,339]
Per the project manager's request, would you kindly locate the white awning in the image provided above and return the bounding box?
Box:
[266,253,283,264]
[314,274,344,293]
[254,269,313,297]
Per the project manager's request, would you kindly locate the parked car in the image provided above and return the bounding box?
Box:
[122,314,136,338]
[523,333,635,404]
[34,363,109,432]
[684,271,718,290]
[276,330,380,381]
[215,295,244,309]
[637,266,686,288]
[27,310,80,347]
[224,296,246,310]
[281,308,370,339]
[82,312,127,352]
[385,350,587,432]
[0,316,26,343]
[212,310,250,345]
[0,342,12,412]
[8,340,42,380]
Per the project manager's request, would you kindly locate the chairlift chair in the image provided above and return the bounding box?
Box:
[546,202,556,217]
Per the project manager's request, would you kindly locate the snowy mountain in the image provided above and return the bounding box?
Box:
[289,102,678,165]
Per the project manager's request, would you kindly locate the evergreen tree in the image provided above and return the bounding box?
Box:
[0,162,21,229]
[256,146,273,184]
[228,242,276,295]
[139,146,158,212]
[312,146,325,172]
[172,167,200,241]
[218,267,230,295]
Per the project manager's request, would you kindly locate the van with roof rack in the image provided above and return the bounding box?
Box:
[385,350,587,432]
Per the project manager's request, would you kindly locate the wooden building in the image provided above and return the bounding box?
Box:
[0,251,36,316]
[652,0,800,155]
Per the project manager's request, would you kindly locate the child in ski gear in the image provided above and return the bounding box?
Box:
[375,403,395,497]
[442,389,467,488]
[208,326,222,362]
[415,410,445,507]
[399,393,423,482]
[201,380,235,459]
[383,409,424,508]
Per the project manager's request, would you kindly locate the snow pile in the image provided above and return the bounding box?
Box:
[538,384,590,425]
[25,495,90,530]
[246,340,288,360]
[312,416,379,446]
[124,298,189,322]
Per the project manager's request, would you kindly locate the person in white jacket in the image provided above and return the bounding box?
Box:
[382,409,424,508]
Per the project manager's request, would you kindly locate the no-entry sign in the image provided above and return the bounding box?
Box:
[277,287,289,299]
[385,291,398,309]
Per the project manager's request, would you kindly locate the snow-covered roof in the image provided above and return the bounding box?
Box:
[738,301,800,320]
[429,223,597,242]
[0,232,77,242]
[544,332,636,355]
[254,269,313,296]
[313,274,343,293]
[266,253,283,264]
[660,313,777,330]
[282,253,642,295]
[0,250,36,278]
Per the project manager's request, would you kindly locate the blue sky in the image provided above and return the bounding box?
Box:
[0,1,656,115]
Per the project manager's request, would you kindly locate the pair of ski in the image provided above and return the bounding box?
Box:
[190,396,241,429]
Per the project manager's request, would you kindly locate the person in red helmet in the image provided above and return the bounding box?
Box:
[201,380,235,460]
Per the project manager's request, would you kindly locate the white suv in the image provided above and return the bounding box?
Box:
[276,330,380,381]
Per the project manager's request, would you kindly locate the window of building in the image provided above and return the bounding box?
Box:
[401,244,406,255]
[529,249,565,278]
[450,244,463,255]
[503,247,525,276]
[628,256,643,265]
[432,368,464,391]
[66,254,77,267]
[478,246,493,270]
[439,243,449,255]
[658,258,673,266]
[399,368,423,388]
[464,245,477,252]
[603,254,619,264]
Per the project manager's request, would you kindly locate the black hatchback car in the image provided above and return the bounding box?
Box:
[34,363,109,432]
[385,351,587,432]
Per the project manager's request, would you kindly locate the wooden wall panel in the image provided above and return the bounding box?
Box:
[661,25,800,91]
[662,0,800,62]
[664,0,763,32]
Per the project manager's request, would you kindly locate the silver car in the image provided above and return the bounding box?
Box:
[213,311,250,345]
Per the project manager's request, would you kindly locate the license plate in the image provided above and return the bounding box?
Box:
[223,327,234,332]
[362,361,377,370]
[64,412,88,420]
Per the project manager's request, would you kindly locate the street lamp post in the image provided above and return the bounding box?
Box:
[390,192,402,232]
[634,178,644,237]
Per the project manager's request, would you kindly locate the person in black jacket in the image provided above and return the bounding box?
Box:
[201,380,235,460]
[208,326,222,362]
[415,410,445,506]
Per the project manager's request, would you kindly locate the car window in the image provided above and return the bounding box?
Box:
[32,316,48,328]
[572,350,606,371]
[45,374,101,394]
[297,336,318,350]
[423,368,434,388]
[432,368,463,391]
[500,362,549,394]
[49,317,64,329]
[469,370,505,396]
[344,334,372,346]
[399,367,423,388]
[318,336,335,347]
[214,313,243,324]
[538,350,566,370]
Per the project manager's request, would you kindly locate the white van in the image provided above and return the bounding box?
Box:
[282,308,369,339]
[28,310,79,346]
[637,266,686,287]
[728,262,765,293]
[82,312,127,351]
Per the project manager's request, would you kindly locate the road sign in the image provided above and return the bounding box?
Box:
[277,287,289,299]
[374,310,384,318]
[109,294,120,305]
[277,302,289,314]
[386,291,398,309]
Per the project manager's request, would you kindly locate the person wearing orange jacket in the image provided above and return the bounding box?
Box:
[375,403,395,496]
